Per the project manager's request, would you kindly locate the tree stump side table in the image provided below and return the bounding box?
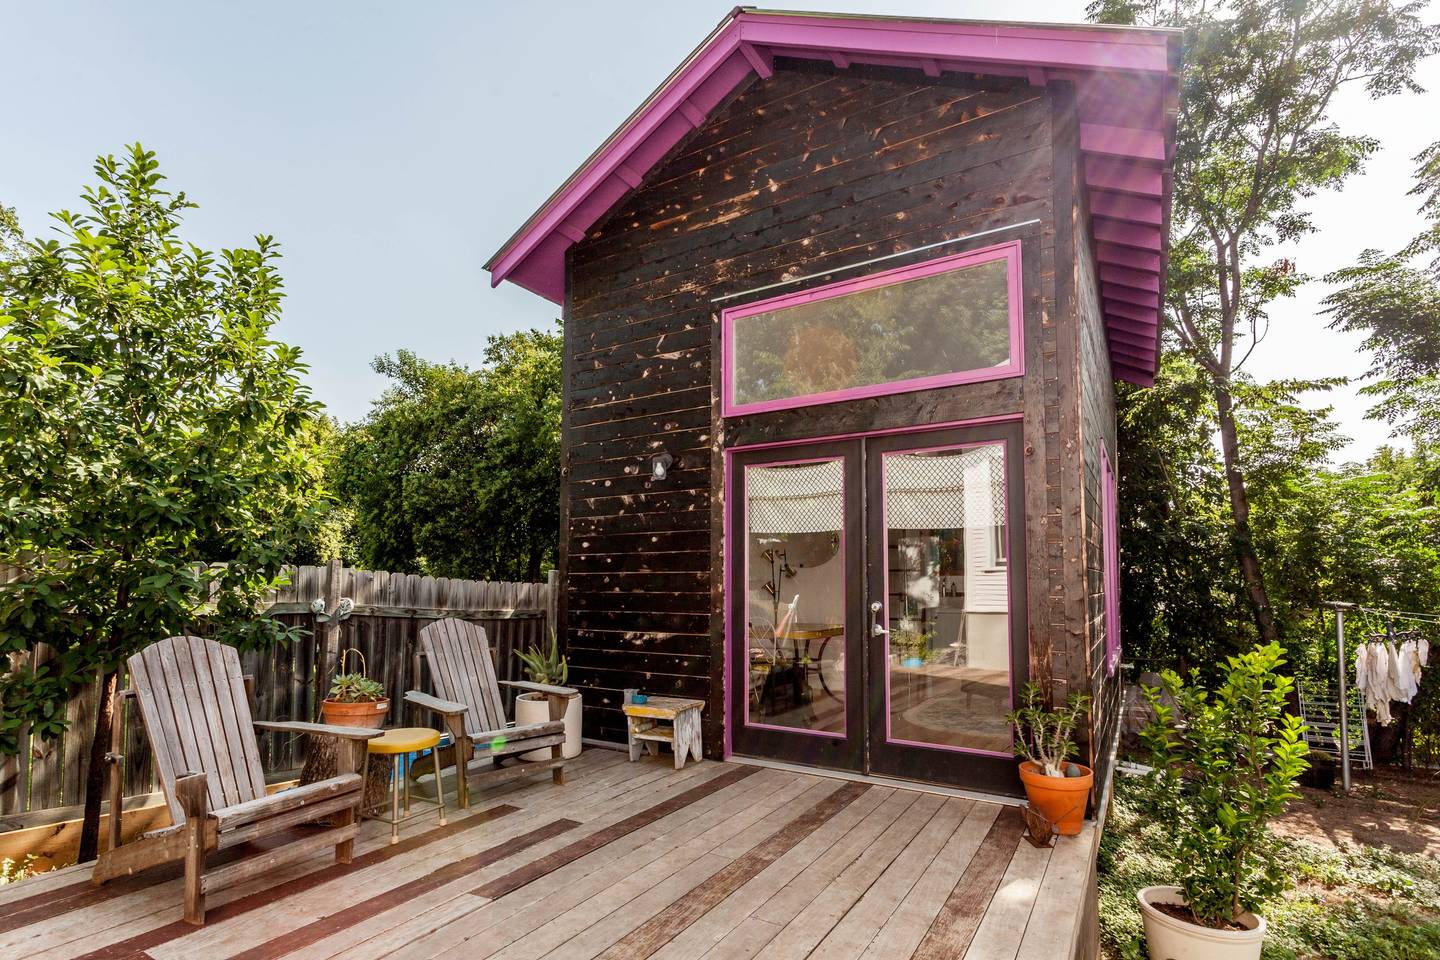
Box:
[623,696,704,769]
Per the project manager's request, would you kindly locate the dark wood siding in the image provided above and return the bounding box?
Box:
[563,59,1068,753]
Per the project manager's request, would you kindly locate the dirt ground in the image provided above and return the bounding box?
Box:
[1273,766,1440,858]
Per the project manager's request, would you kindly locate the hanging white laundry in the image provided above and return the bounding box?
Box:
[1418,637,1430,669]
[1396,640,1419,703]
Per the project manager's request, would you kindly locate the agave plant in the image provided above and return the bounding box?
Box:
[516,630,569,686]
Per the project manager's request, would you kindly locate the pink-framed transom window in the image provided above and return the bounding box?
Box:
[721,241,1025,417]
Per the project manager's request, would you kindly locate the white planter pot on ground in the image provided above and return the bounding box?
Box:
[1138,886,1266,960]
[514,691,583,760]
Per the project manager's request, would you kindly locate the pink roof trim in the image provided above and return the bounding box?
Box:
[484,7,1180,385]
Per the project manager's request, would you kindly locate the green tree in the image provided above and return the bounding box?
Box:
[0,146,324,861]
[0,203,20,262]
[1090,0,1440,647]
[334,329,561,582]
[1324,142,1440,449]
[1116,353,1247,673]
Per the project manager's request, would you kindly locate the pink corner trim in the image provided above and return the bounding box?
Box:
[720,241,1024,418]
[1101,445,1122,674]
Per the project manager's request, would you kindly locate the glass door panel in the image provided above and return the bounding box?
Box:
[865,425,1026,795]
[729,441,864,771]
[744,458,848,736]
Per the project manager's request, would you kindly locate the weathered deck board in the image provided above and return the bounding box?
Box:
[0,752,1096,960]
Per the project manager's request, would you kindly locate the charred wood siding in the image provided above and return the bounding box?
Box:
[564,60,1057,750]
[1077,160,1122,797]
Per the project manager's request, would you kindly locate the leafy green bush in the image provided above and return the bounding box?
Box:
[1140,642,1309,927]
[1099,776,1440,960]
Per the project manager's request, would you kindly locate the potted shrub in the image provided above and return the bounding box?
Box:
[891,619,932,668]
[514,631,582,759]
[320,649,389,728]
[1007,682,1093,835]
[1136,642,1310,960]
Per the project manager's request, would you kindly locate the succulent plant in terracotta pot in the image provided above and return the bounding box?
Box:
[1007,681,1093,835]
[321,649,389,728]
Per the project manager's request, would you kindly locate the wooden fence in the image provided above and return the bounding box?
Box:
[0,563,555,825]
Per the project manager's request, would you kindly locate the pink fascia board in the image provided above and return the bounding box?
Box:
[1108,329,1156,356]
[1079,122,1166,162]
[1096,243,1163,274]
[1100,264,1160,293]
[1093,217,1163,252]
[1109,316,1161,341]
[1106,300,1160,326]
[1110,340,1157,368]
[1102,283,1159,309]
[1090,190,1163,226]
[737,14,1172,73]
[1084,157,1164,198]
[1112,358,1156,385]
[720,241,1024,418]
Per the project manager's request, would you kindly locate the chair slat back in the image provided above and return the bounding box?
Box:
[127,635,266,824]
[418,619,507,737]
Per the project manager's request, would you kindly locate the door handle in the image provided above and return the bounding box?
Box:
[869,601,887,637]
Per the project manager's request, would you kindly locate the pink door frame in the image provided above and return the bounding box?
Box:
[720,411,1025,762]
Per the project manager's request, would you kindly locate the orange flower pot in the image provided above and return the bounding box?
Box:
[1018,760,1093,835]
[320,698,390,729]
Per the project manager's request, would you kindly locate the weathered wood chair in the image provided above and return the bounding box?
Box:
[405,618,576,809]
[92,635,381,925]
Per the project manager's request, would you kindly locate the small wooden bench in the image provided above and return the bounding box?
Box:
[623,696,704,769]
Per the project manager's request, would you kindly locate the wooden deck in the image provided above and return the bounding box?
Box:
[0,748,1097,960]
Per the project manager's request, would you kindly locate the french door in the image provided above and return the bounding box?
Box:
[727,422,1027,794]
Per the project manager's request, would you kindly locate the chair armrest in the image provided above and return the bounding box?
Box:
[253,720,382,740]
[405,690,468,715]
[498,680,579,698]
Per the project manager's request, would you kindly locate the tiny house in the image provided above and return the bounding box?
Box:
[486,8,1179,805]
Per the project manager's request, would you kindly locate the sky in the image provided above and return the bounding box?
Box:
[3,0,1437,463]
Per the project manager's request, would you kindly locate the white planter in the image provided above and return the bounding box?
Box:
[514,691,583,760]
[1138,886,1266,960]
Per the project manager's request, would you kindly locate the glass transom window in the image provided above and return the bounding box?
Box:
[722,242,1023,416]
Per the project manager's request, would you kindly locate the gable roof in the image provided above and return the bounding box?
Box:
[484,7,1181,386]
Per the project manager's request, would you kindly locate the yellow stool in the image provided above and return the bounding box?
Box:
[367,727,446,844]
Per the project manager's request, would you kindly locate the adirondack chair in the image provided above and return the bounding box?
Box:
[405,618,576,809]
[92,635,382,925]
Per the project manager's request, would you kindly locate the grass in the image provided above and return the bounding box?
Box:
[1098,776,1440,960]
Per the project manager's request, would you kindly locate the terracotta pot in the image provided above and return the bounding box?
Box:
[1138,886,1266,960]
[1017,760,1093,835]
[320,697,389,729]
[515,692,583,760]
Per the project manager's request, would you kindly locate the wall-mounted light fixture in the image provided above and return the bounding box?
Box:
[650,452,674,481]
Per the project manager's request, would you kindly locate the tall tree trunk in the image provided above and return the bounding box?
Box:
[1213,385,1280,647]
[77,669,118,864]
